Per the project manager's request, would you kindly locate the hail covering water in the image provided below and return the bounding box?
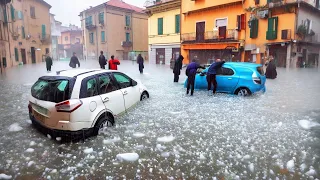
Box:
[0,61,319,179]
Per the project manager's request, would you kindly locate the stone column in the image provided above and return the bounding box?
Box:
[286,43,292,69]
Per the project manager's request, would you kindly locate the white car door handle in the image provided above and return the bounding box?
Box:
[123,91,128,95]
[103,97,109,102]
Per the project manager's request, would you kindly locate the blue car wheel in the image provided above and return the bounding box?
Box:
[235,88,251,96]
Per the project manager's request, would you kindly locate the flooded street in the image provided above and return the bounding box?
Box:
[0,60,320,179]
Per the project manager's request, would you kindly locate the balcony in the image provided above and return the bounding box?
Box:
[85,23,96,30]
[121,41,132,47]
[40,34,51,44]
[266,30,277,40]
[298,33,320,43]
[181,29,238,43]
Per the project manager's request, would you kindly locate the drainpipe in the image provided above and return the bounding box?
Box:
[95,12,99,60]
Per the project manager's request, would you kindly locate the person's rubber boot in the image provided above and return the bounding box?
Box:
[207,91,212,96]
[186,90,189,95]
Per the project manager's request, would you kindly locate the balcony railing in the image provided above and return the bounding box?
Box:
[40,34,51,44]
[268,0,298,8]
[145,0,176,7]
[300,33,320,43]
[85,23,96,30]
[121,41,132,47]
[182,29,238,43]
[266,30,277,40]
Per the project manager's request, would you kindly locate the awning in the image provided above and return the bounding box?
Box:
[182,43,239,50]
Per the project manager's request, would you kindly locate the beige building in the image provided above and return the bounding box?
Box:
[58,25,83,59]
[0,0,51,69]
[79,0,148,61]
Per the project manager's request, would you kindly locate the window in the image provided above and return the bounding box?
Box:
[236,15,246,30]
[31,79,70,103]
[21,26,25,39]
[175,14,180,33]
[14,48,19,61]
[41,24,46,38]
[126,33,130,42]
[89,33,94,43]
[10,4,15,21]
[65,36,68,41]
[30,6,35,18]
[86,16,92,26]
[266,17,278,40]
[17,11,23,20]
[86,78,99,97]
[99,75,118,94]
[250,19,259,38]
[101,31,105,42]
[99,12,104,24]
[113,73,131,89]
[125,15,130,26]
[217,67,234,76]
[158,18,163,35]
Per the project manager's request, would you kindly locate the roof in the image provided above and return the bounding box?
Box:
[46,69,118,78]
[37,0,52,8]
[106,0,144,13]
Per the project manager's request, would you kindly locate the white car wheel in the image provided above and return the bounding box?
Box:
[140,92,149,101]
[93,115,114,136]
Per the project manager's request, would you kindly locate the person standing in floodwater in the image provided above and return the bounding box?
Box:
[69,52,80,68]
[173,55,184,82]
[45,53,53,72]
[207,59,225,96]
[137,54,144,74]
[108,55,120,70]
[99,51,107,69]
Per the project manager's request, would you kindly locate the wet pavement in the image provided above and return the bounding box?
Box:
[0,60,320,179]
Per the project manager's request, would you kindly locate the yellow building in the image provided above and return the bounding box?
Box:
[0,0,51,68]
[181,0,320,68]
[79,0,148,61]
[145,0,181,64]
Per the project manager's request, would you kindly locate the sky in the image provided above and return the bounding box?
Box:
[45,0,146,27]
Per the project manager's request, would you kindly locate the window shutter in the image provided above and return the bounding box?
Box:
[22,26,25,39]
[99,13,104,24]
[126,33,130,41]
[14,48,19,61]
[240,14,246,30]
[274,17,278,39]
[158,18,163,35]
[125,15,130,26]
[41,25,46,38]
[10,4,15,21]
[4,7,7,22]
[219,26,226,39]
[175,15,180,33]
[237,15,241,31]
[101,31,105,42]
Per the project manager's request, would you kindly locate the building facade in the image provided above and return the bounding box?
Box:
[181,0,320,68]
[58,25,83,59]
[0,0,11,73]
[1,0,51,68]
[145,0,181,65]
[50,14,61,60]
[80,0,148,61]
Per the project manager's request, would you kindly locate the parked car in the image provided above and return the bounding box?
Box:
[28,69,149,140]
[184,62,266,96]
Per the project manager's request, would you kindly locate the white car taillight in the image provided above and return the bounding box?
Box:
[55,99,82,113]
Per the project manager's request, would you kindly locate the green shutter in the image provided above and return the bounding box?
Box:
[125,15,130,26]
[4,7,7,22]
[101,31,105,42]
[250,19,259,38]
[10,4,15,21]
[41,25,46,38]
[158,18,163,35]
[22,26,25,39]
[175,15,180,33]
[126,33,130,41]
[274,17,278,39]
[14,48,19,61]
[99,13,104,24]
[90,33,94,43]
[267,18,273,31]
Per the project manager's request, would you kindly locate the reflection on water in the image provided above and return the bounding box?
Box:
[0,61,319,179]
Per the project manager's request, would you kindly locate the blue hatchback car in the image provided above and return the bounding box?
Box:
[184,62,266,96]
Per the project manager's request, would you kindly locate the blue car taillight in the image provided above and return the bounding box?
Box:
[253,77,261,84]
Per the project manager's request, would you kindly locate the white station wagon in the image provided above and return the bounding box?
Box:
[28,69,149,140]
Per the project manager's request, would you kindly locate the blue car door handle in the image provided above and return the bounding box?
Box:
[228,78,232,80]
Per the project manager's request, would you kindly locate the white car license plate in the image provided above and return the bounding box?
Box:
[33,110,46,124]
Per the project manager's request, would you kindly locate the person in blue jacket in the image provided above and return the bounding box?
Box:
[207,59,225,96]
[186,59,204,96]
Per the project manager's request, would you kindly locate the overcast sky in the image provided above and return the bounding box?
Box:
[45,0,146,27]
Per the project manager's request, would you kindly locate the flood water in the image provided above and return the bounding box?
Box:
[0,60,319,179]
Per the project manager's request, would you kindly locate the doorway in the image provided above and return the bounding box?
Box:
[156,48,165,64]
[172,48,181,61]
[31,47,36,63]
[196,22,205,42]
[21,49,26,64]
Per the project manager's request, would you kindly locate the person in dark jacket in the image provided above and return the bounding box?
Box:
[69,52,80,68]
[99,51,107,69]
[207,59,225,96]
[265,59,277,79]
[137,54,144,74]
[45,53,53,72]
[186,59,204,96]
[173,55,184,82]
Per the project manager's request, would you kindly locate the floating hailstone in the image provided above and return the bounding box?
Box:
[83,148,93,154]
[25,148,35,153]
[249,163,254,172]
[286,160,295,171]
[116,153,139,162]
[0,173,12,180]
[298,120,320,130]
[133,132,145,138]
[8,123,23,132]
[199,153,206,160]
[103,137,121,144]
[157,135,175,143]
